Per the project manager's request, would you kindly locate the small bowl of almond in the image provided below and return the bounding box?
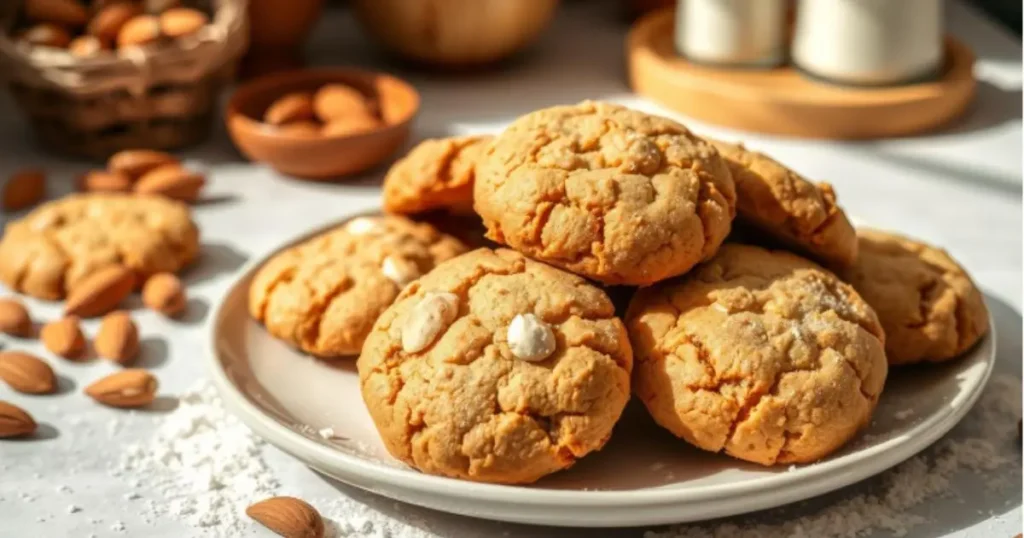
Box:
[225,68,420,180]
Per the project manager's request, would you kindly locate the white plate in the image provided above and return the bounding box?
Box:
[205,216,996,528]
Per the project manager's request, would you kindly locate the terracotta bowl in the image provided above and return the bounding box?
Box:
[226,68,419,180]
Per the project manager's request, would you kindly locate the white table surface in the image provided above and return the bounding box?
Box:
[0,1,1020,537]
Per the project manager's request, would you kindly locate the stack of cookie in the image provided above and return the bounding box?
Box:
[250,101,989,485]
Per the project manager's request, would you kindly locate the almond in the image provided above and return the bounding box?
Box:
[116,14,161,49]
[89,2,142,47]
[2,168,46,211]
[68,34,106,57]
[18,23,72,48]
[134,164,205,202]
[159,7,208,39]
[94,311,139,365]
[41,317,86,358]
[264,92,316,126]
[275,121,322,137]
[321,114,380,137]
[64,264,135,318]
[0,351,56,394]
[77,169,133,193]
[0,401,37,438]
[85,369,157,408]
[25,0,88,27]
[0,298,32,337]
[312,84,372,123]
[246,496,325,538]
[142,273,186,317]
[107,149,178,180]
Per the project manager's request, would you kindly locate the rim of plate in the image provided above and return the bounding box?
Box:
[205,213,997,509]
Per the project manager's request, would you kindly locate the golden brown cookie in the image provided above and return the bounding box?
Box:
[710,139,858,268]
[474,101,736,286]
[382,135,493,216]
[0,193,199,300]
[358,248,632,484]
[627,243,886,466]
[841,229,989,365]
[249,215,468,358]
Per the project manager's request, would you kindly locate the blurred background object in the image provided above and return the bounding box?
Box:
[351,0,559,68]
[675,0,786,67]
[243,0,323,78]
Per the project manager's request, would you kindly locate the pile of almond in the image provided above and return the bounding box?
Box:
[263,83,383,138]
[13,0,210,58]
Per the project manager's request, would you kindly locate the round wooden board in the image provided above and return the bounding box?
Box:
[626,9,977,139]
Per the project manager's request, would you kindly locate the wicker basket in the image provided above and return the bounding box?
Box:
[0,0,248,159]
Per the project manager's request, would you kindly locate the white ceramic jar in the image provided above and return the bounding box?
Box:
[675,0,788,67]
[792,0,944,86]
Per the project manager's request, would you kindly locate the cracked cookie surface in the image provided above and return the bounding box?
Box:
[840,229,988,365]
[383,135,493,216]
[0,193,199,300]
[710,139,857,268]
[249,215,467,358]
[474,101,736,285]
[358,248,632,484]
[626,243,886,466]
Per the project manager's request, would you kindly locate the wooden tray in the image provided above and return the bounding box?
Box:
[626,9,977,139]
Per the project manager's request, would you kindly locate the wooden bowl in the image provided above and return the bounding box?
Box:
[226,68,419,179]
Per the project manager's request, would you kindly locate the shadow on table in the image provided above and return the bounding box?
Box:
[181,242,249,287]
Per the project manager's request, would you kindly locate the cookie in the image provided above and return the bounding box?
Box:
[626,243,886,466]
[382,135,492,216]
[358,248,632,484]
[474,101,736,286]
[0,193,199,300]
[841,229,989,365]
[249,215,468,358]
[710,139,858,268]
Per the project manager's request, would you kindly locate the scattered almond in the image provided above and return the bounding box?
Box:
[322,114,380,137]
[313,84,372,123]
[134,164,205,202]
[2,168,46,211]
[25,0,89,27]
[94,311,139,365]
[68,34,105,57]
[77,169,133,193]
[0,401,37,438]
[142,273,186,316]
[159,7,207,39]
[0,351,56,394]
[275,121,322,137]
[107,149,178,180]
[64,264,135,318]
[85,369,157,408]
[264,92,316,126]
[116,14,161,48]
[247,496,325,538]
[41,317,86,359]
[88,2,142,46]
[0,298,32,337]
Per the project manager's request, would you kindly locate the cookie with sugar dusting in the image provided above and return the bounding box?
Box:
[626,243,886,466]
[249,215,467,358]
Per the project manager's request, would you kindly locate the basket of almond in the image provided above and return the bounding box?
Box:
[0,0,248,159]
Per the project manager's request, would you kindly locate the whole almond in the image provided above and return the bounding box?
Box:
[64,264,135,318]
[25,0,88,27]
[322,114,380,137]
[0,298,32,337]
[134,164,205,202]
[0,351,56,394]
[77,169,133,193]
[85,369,156,408]
[0,401,37,438]
[41,317,86,358]
[247,496,325,538]
[94,311,139,364]
[88,2,141,46]
[159,7,208,39]
[275,121,322,137]
[313,84,371,123]
[264,92,316,126]
[117,14,161,49]
[107,149,178,180]
[2,168,46,211]
[68,34,106,57]
[142,273,186,317]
